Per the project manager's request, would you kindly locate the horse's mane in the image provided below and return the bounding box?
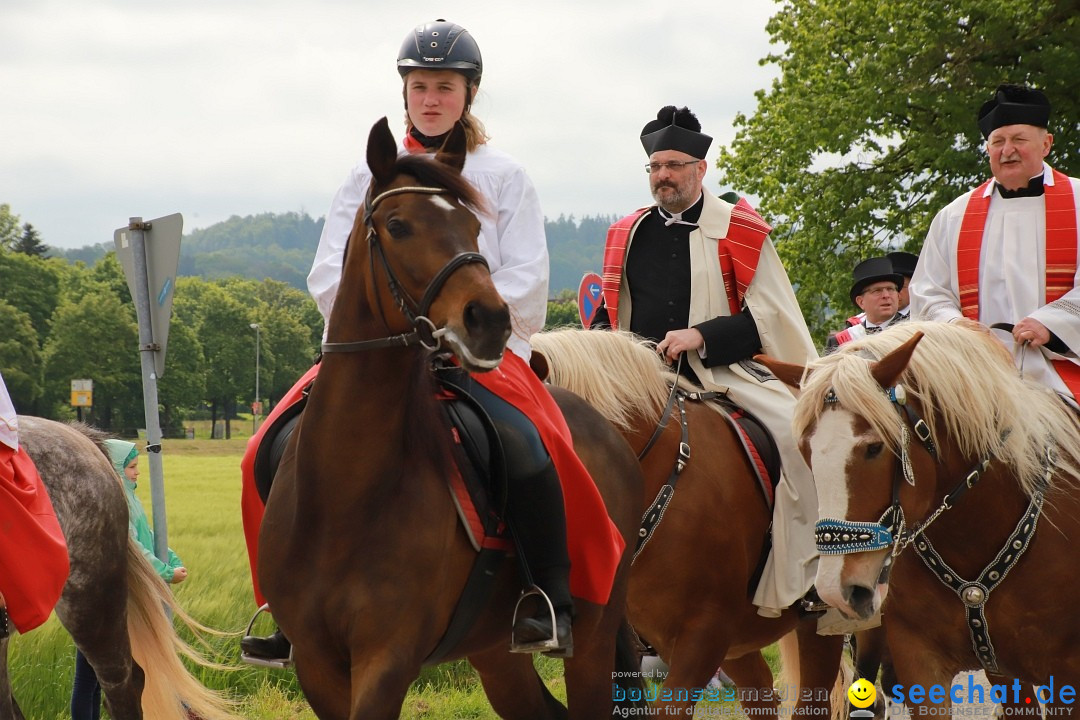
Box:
[392,153,488,216]
[793,320,1080,497]
[530,328,686,431]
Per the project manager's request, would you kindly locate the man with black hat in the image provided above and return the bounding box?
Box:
[839,250,918,331]
[887,250,919,318]
[593,106,822,620]
[824,257,904,353]
[911,84,1080,407]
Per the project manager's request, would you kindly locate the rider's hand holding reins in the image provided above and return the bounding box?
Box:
[1011,317,1051,348]
[656,328,704,364]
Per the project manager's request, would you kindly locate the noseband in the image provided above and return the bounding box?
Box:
[813,382,1053,674]
[321,185,489,354]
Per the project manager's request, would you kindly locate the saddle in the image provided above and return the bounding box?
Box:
[706,394,781,508]
[252,370,511,550]
[249,365,516,664]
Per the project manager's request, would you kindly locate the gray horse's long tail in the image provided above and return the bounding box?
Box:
[122,538,241,720]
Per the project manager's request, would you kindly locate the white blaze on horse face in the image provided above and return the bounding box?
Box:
[808,408,863,523]
[808,408,864,613]
[429,195,456,213]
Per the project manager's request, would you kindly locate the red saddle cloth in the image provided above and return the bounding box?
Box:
[241,352,626,607]
[0,444,69,633]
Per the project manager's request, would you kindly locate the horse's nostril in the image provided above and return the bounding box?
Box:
[463,301,510,333]
[848,585,877,619]
[463,301,481,331]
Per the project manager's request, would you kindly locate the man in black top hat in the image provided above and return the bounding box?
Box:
[824,257,904,353]
[910,83,1080,408]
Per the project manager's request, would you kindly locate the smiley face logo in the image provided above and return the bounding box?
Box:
[848,678,876,709]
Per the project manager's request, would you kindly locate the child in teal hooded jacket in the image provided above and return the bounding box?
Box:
[105,439,186,582]
[71,439,187,720]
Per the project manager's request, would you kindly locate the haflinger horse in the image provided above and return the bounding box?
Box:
[530,328,845,719]
[11,417,237,720]
[257,118,644,720]
[758,320,1080,714]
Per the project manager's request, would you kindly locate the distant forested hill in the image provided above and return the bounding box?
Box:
[55,210,615,293]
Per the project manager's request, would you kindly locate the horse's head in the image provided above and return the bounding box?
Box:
[333,117,510,372]
[760,329,938,619]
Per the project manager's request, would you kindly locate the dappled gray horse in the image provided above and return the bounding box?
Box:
[5,418,236,720]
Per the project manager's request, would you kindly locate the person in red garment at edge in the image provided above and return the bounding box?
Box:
[0,371,69,645]
[239,19,624,663]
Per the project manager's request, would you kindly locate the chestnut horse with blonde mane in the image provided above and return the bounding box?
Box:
[759,320,1080,714]
[531,328,844,719]
[257,119,645,720]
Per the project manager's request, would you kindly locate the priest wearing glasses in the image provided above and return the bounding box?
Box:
[911,84,1080,408]
[591,105,835,623]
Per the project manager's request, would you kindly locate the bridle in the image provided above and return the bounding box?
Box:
[321,184,488,355]
[813,382,1053,674]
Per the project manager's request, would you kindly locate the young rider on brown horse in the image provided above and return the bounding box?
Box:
[240,19,624,662]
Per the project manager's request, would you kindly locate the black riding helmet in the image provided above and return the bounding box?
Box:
[397,19,483,86]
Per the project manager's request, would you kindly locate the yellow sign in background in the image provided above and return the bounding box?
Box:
[71,379,93,407]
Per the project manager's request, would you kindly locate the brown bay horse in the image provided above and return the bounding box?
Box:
[257,118,644,719]
[761,320,1080,715]
[531,328,845,718]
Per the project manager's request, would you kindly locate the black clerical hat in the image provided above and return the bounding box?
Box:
[641,106,713,158]
[977,84,1050,139]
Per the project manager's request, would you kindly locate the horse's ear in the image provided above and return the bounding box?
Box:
[435,122,467,172]
[367,117,398,186]
[870,331,924,389]
[754,354,807,391]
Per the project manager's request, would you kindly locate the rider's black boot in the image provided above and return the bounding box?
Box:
[240,627,292,661]
[507,459,574,657]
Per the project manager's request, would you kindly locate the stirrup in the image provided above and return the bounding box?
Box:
[509,585,560,654]
[240,603,293,669]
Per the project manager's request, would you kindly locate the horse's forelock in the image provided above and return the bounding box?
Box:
[799,321,1080,497]
[794,351,903,458]
[393,154,487,217]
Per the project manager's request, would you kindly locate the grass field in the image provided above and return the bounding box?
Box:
[10,418,774,718]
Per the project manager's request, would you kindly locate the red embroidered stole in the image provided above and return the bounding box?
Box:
[601,209,649,328]
[601,198,772,329]
[957,169,1080,394]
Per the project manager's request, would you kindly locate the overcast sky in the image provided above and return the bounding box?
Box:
[2,0,782,250]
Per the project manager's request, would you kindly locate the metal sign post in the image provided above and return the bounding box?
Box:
[114,214,182,563]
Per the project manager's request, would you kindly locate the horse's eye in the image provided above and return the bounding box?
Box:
[385,219,408,239]
[866,442,884,459]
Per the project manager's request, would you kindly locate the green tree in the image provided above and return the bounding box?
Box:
[86,252,133,305]
[41,292,141,429]
[187,284,257,439]
[0,204,20,251]
[13,223,48,257]
[545,289,582,330]
[0,251,63,347]
[717,0,1079,340]
[158,321,206,437]
[0,301,43,412]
